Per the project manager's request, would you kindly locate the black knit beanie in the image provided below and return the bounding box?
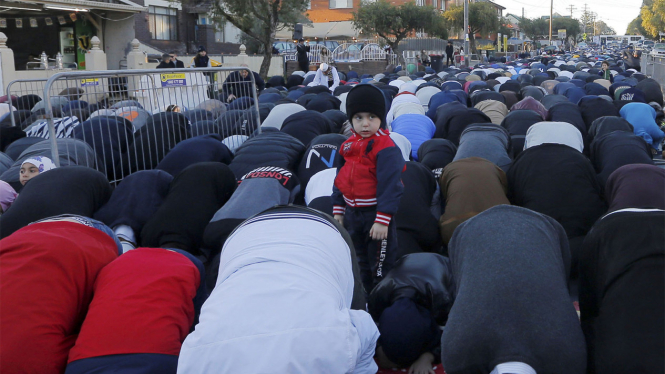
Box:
[346,84,387,128]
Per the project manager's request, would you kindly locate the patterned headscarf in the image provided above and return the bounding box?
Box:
[21,156,57,173]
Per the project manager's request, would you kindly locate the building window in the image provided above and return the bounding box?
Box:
[329,0,352,9]
[307,0,311,9]
[416,0,424,5]
[149,6,178,41]
[215,30,225,43]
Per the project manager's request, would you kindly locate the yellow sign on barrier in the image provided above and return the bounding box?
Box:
[80,78,99,87]
[160,73,187,87]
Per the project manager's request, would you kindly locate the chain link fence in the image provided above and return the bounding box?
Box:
[643,54,665,96]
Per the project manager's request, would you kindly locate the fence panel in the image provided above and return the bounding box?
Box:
[32,67,261,184]
[332,43,363,63]
[644,54,665,90]
[359,44,387,61]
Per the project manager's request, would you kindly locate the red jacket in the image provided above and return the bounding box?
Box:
[0,222,118,374]
[332,129,405,225]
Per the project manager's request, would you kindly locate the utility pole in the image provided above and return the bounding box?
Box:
[549,0,553,45]
[464,0,469,67]
[567,4,576,18]
[582,3,588,34]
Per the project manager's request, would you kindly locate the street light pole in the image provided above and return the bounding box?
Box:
[549,0,553,45]
[464,0,469,67]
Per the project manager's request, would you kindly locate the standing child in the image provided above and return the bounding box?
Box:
[333,84,405,294]
[599,60,614,82]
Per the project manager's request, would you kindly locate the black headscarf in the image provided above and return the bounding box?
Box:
[140,162,237,255]
[94,170,173,237]
[590,131,654,185]
[579,97,619,130]
[605,164,665,212]
[500,109,542,157]
[156,134,233,177]
[587,116,634,144]
[417,138,457,175]
[0,166,111,239]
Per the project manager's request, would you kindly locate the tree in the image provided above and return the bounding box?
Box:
[552,17,580,48]
[627,16,647,35]
[593,20,616,35]
[520,17,549,43]
[641,0,665,38]
[199,0,309,77]
[353,1,447,59]
[443,2,500,56]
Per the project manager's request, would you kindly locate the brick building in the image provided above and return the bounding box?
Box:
[133,0,241,56]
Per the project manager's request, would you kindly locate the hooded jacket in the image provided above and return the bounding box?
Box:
[390,114,436,161]
[332,128,405,226]
[65,248,205,374]
[156,134,233,177]
[178,209,380,374]
[454,123,512,172]
[590,131,654,185]
[0,222,118,374]
[442,205,586,374]
[620,102,665,147]
[228,131,306,179]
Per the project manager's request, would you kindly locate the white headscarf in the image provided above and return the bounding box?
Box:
[21,156,57,173]
[524,122,584,152]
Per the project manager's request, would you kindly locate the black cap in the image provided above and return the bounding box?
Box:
[198,45,206,52]
[346,84,387,129]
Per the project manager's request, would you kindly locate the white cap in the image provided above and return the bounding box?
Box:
[320,63,328,71]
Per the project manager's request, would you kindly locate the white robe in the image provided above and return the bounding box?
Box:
[524,121,584,153]
[178,212,379,374]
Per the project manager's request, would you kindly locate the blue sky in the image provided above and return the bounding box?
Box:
[495,0,644,36]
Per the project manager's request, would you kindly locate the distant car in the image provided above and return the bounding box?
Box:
[578,42,588,49]
[308,40,340,51]
[651,43,665,57]
[272,41,296,54]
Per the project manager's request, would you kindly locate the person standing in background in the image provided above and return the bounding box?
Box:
[170,51,185,68]
[192,46,212,68]
[296,38,310,73]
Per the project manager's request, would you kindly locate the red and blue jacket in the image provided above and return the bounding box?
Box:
[332,129,405,226]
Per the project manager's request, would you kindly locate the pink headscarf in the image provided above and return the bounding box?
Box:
[0,180,17,213]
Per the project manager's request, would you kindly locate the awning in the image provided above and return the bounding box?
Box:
[275,21,360,40]
[12,0,146,13]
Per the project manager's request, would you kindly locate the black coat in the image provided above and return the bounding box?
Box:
[94,170,173,238]
[579,210,664,374]
[395,162,442,254]
[417,138,457,176]
[122,112,191,174]
[579,97,619,130]
[369,252,455,325]
[508,143,607,274]
[140,162,237,255]
[228,131,306,179]
[0,166,111,239]
[280,110,332,147]
[296,133,346,189]
[156,134,233,177]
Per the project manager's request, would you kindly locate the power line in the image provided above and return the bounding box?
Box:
[567,4,576,17]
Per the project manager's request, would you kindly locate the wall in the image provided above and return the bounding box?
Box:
[134,0,191,55]
[103,11,137,70]
[170,55,285,77]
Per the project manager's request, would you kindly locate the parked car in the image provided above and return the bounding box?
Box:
[272,41,296,54]
[308,40,340,51]
[651,43,665,57]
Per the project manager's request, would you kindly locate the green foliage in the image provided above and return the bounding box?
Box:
[627,15,648,35]
[443,2,500,56]
[641,0,665,38]
[519,17,549,41]
[203,0,309,76]
[498,17,513,38]
[353,1,447,52]
[552,17,580,44]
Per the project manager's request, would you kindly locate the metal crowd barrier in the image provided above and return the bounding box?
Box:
[332,43,363,63]
[33,67,261,184]
[644,54,665,90]
[359,43,387,61]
